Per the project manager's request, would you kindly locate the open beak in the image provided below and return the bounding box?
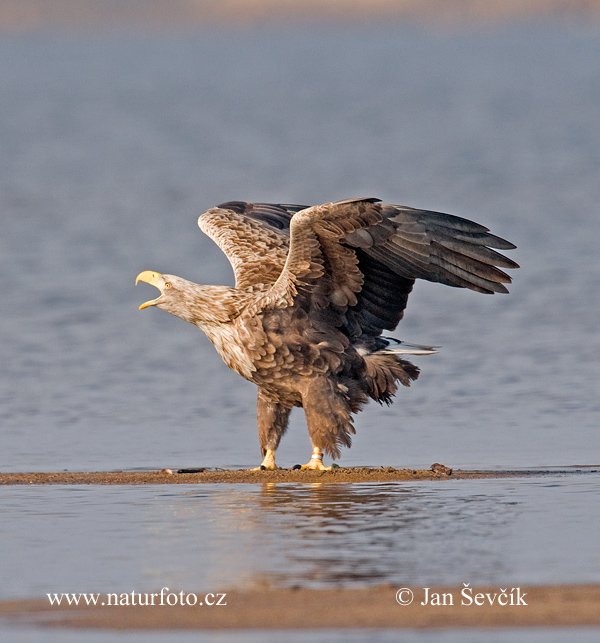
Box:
[136,271,165,309]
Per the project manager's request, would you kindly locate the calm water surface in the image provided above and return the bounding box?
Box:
[5,627,600,643]
[1,21,599,642]
[2,475,600,639]
[2,476,599,599]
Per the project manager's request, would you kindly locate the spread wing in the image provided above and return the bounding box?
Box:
[352,204,519,293]
[256,198,384,312]
[342,202,519,335]
[198,202,304,290]
[199,198,518,337]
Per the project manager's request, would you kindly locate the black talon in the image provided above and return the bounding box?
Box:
[292,464,301,470]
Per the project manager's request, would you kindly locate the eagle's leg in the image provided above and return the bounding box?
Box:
[300,377,355,471]
[255,449,277,471]
[301,446,331,471]
[252,390,291,471]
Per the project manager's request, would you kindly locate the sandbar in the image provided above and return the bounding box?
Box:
[2,466,597,485]
[2,584,600,630]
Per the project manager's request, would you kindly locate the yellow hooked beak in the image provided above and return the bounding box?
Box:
[136,271,166,309]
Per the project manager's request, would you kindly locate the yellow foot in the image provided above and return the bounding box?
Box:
[300,449,331,470]
[251,449,278,471]
[300,459,331,471]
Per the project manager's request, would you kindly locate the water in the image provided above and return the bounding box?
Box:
[2,475,600,640]
[1,20,600,641]
[2,476,600,598]
[4,627,600,643]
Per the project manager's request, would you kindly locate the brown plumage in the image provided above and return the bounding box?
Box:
[136,197,518,469]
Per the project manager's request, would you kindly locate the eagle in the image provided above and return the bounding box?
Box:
[136,198,518,470]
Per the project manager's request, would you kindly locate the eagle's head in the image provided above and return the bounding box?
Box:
[136,270,241,325]
[135,270,194,318]
[136,271,172,308]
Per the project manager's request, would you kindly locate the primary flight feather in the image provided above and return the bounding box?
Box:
[137,197,518,469]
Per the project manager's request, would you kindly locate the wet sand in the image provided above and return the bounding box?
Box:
[0,466,597,485]
[2,584,600,630]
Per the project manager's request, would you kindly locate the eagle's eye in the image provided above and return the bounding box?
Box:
[165,282,172,290]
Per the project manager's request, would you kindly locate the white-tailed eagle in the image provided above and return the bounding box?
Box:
[136,198,518,469]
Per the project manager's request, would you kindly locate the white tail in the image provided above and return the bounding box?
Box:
[378,338,439,356]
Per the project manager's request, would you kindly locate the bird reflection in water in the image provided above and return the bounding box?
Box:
[143,483,516,589]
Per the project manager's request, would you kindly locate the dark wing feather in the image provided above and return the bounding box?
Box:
[353,205,519,295]
[342,203,518,336]
[340,250,414,336]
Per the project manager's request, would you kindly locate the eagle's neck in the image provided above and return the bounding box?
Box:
[154,278,257,378]
[180,284,256,379]
[180,284,244,324]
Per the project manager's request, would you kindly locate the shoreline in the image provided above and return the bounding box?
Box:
[1,0,600,31]
[1,466,597,485]
[3,584,600,630]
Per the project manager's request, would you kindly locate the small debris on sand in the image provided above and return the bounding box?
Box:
[429,463,453,476]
